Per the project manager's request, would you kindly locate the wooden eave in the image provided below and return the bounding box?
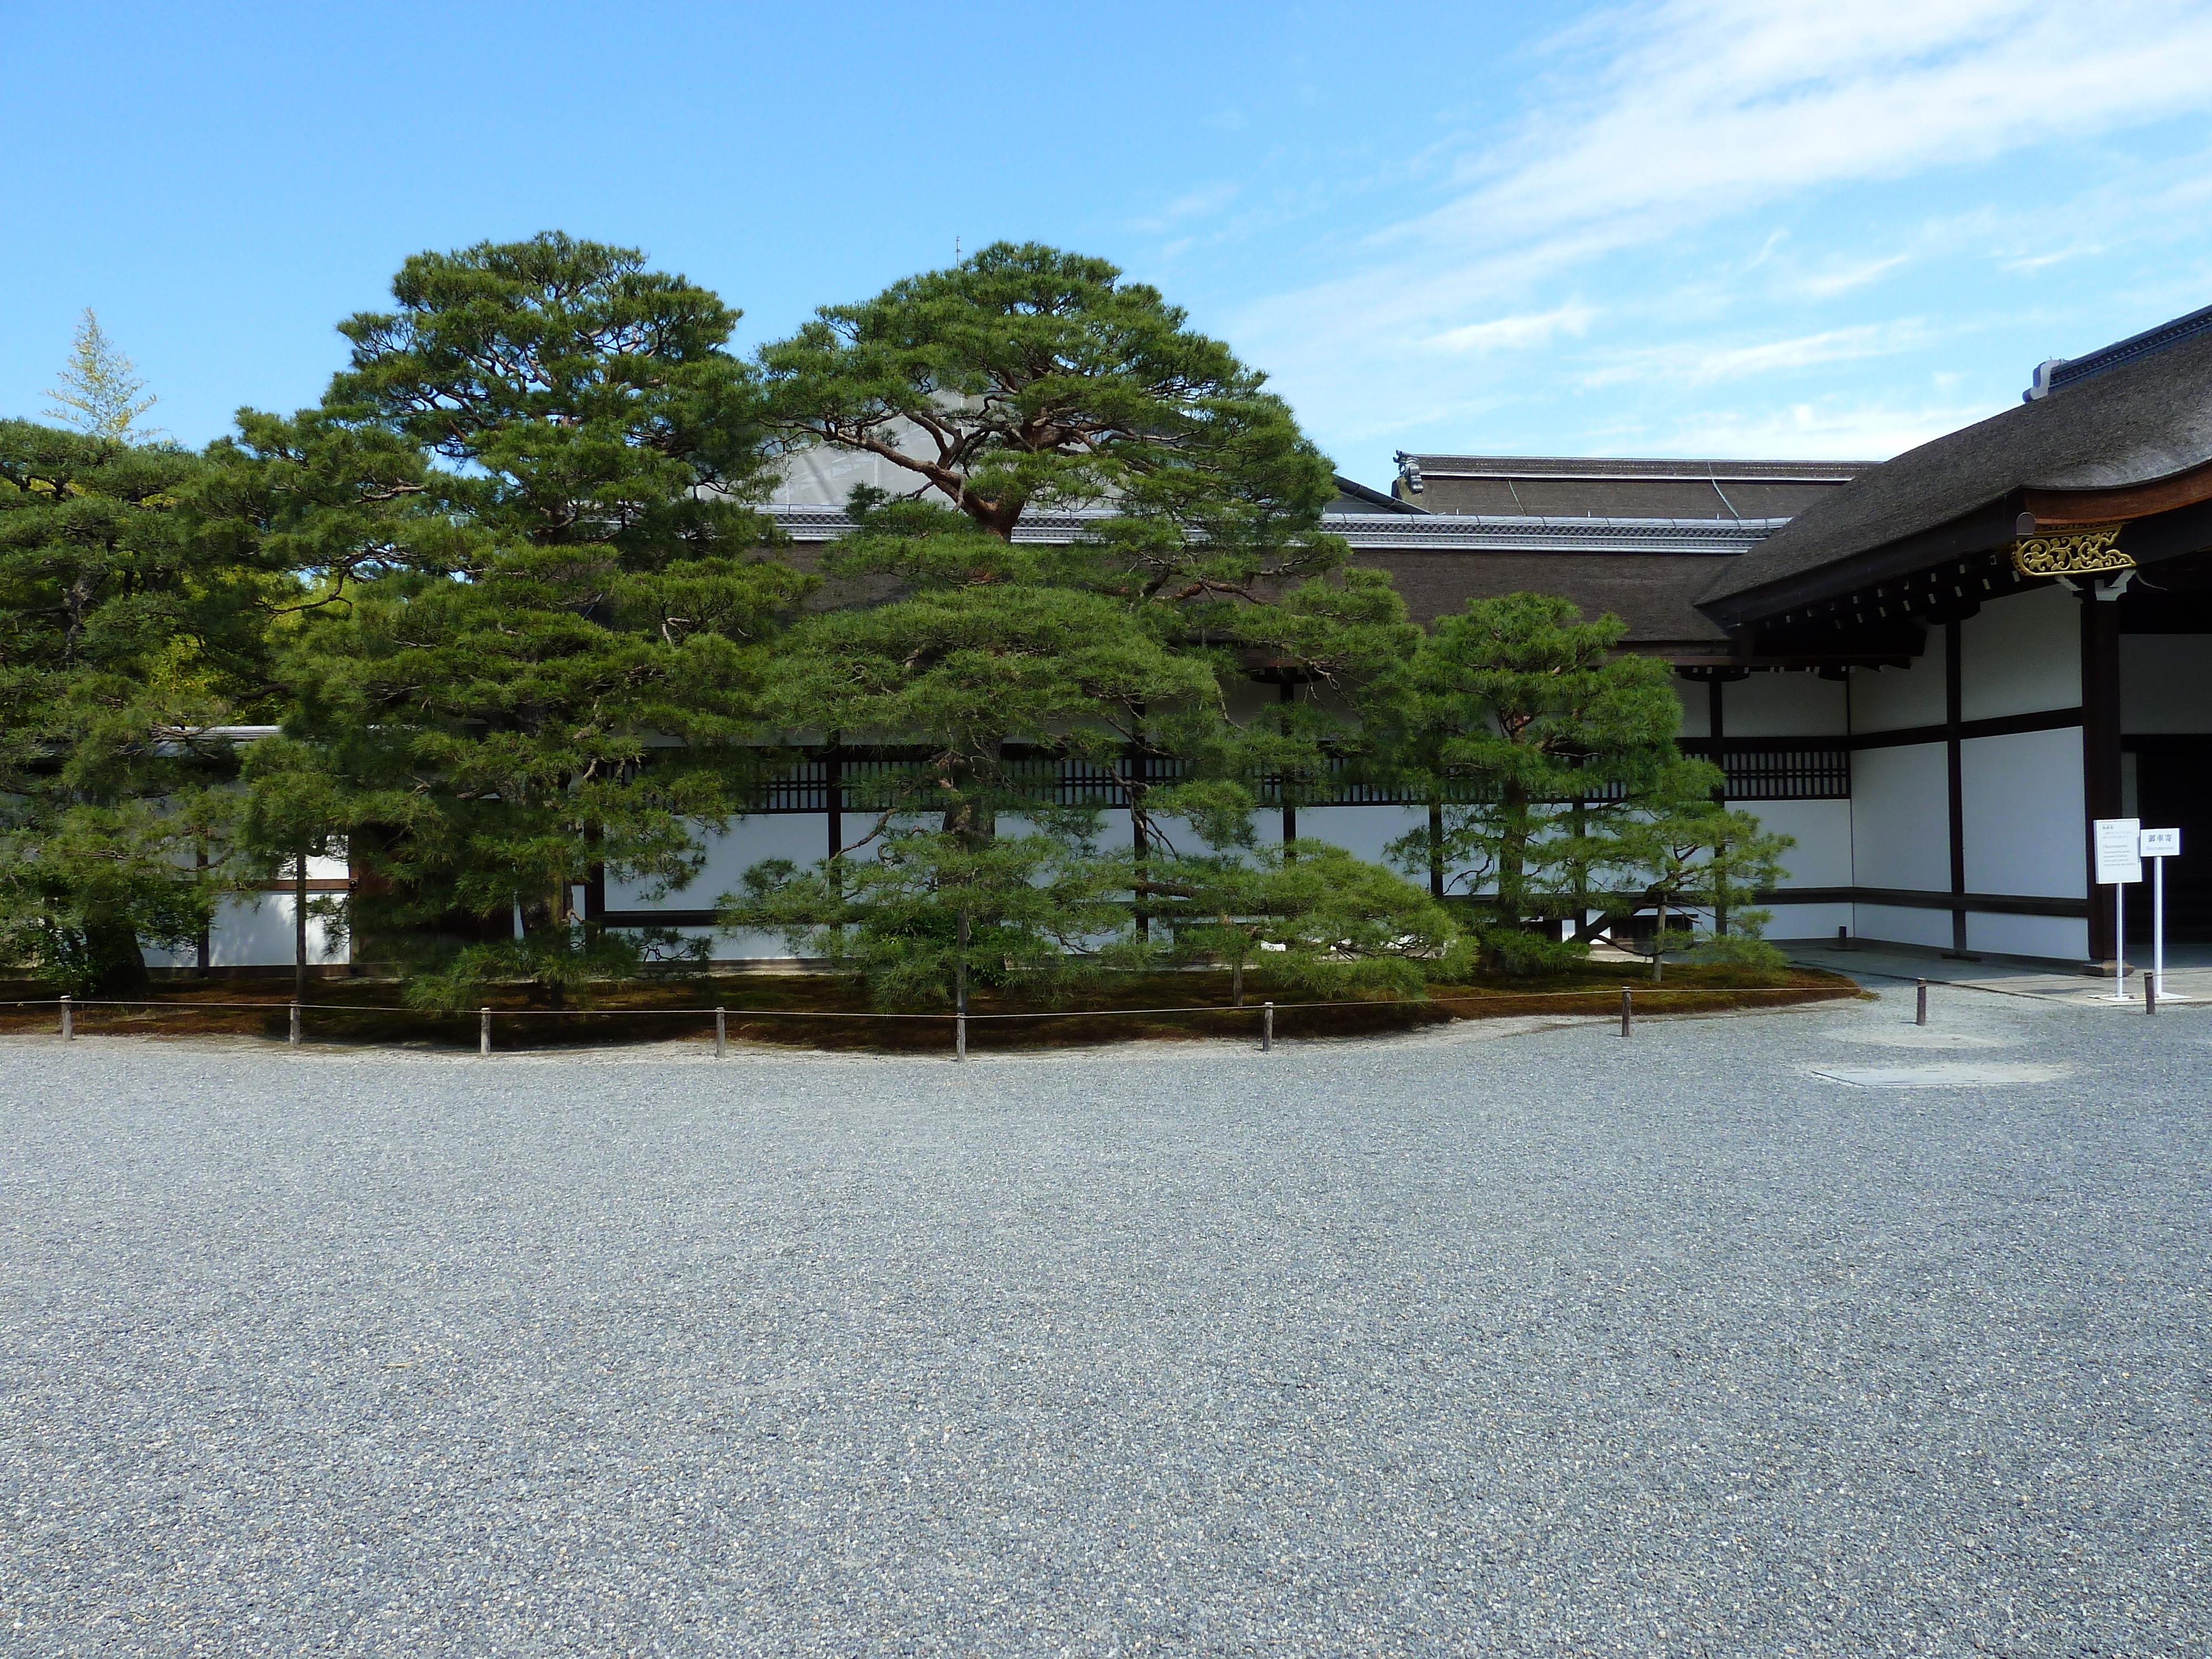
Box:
[2020,453,2212,526]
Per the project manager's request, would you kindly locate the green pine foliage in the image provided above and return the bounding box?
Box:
[0,421,274,991]
[1147,842,1456,1005]
[220,233,813,1008]
[1388,593,1697,932]
[1,234,1804,1015]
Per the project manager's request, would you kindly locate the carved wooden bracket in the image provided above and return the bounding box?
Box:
[2010,522,2135,578]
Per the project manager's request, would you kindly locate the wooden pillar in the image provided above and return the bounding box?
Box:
[1945,622,1969,956]
[1126,738,1149,938]
[195,843,212,975]
[583,819,606,926]
[2081,593,2124,966]
[1707,676,1728,935]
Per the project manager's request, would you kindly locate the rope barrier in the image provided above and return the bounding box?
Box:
[0,983,1851,1020]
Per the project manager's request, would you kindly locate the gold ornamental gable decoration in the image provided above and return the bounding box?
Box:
[2011,521,2135,578]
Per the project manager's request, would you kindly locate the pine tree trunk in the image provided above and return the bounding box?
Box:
[1652,894,1666,983]
[85,916,149,998]
[1499,780,1529,928]
[1232,953,1245,1008]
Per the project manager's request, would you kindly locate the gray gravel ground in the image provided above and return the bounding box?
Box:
[3,986,2209,1657]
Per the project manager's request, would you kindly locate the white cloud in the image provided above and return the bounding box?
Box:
[1129,183,1240,234]
[1233,0,2212,448]
[1581,319,1934,387]
[1655,398,1994,460]
[1428,302,1595,354]
[1798,255,1911,298]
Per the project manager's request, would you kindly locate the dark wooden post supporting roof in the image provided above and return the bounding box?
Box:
[2080,593,2124,968]
[1944,622,1970,957]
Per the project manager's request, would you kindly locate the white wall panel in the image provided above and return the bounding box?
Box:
[1723,671,1849,736]
[1960,727,2086,898]
[1737,800,1851,888]
[1297,805,1428,870]
[207,893,347,969]
[1960,585,2079,720]
[1673,679,1709,739]
[2121,635,2212,733]
[1849,634,1946,732]
[1851,902,1952,950]
[1849,743,1950,891]
[609,815,830,909]
[1763,902,1852,940]
[1966,911,2087,962]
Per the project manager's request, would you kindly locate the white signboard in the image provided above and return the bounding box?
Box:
[2141,826,2182,858]
[2094,817,2143,885]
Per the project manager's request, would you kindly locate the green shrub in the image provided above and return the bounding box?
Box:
[1479,927,1591,978]
[1684,933,1788,971]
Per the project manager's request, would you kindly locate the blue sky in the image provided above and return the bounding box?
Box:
[8,0,2212,490]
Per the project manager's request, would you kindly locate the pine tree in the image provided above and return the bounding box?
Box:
[0,422,272,991]
[1147,842,1454,1006]
[1388,593,1695,944]
[742,246,1433,994]
[1603,781,1796,980]
[44,310,160,444]
[225,234,810,1008]
[721,494,1213,1008]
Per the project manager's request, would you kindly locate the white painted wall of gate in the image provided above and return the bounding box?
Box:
[1960,727,2086,899]
[1959,585,2079,721]
[1849,743,1950,891]
[1720,671,1849,735]
[1849,634,1947,732]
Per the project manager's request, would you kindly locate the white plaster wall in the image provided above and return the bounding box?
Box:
[1849,743,1950,891]
[608,814,830,909]
[1297,805,1428,870]
[1849,633,1946,732]
[1966,911,2087,962]
[1736,800,1850,888]
[1960,585,2079,721]
[1851,901,1952,950]
[1088,808,1283,859]
[1960,727,2086,898]
[1722,671,1849,736]
[1672,678,1710,739]
[2121,635,2212,733]
[1764,902,1852,940]
[204,893,347,969]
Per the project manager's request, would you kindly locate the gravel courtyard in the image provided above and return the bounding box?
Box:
[3,985,2208,1656]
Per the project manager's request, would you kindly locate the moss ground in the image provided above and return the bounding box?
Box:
[0,963,1865,1054]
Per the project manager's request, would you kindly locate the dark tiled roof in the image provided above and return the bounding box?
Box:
[1350,549,1735,648]
[1392,454,1866,521]
[1329,473,1425,514]
[1704,320,2212,610]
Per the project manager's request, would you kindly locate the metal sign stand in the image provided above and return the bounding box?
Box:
[2094,818,2142,1002]
[2141,826,2184,1006]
